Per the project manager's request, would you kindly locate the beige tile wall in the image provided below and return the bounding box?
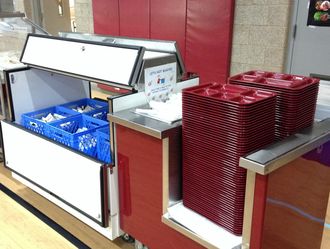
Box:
[0,1,25,53]
[0,1,93,53]
[13,0,25,13]
[230,0,293,75]
[74,0,94,33]
[0,0,14,12]
[0,31,28,53]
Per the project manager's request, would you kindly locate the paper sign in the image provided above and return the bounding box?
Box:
[144,62,177,101]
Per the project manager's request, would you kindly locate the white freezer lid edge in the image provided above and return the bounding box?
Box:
[20,34,145,89]
[58,32,186,76]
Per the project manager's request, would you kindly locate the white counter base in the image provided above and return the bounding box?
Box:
[162,202,242,249]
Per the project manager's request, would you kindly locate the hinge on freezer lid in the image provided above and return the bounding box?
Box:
[293,24,297,40]
[10,74,15,84]
[108,163,114,174]
[103,163,114,174]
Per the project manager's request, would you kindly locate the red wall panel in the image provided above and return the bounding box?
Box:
[185,0,235,83]
[150,0,187,61]
[93,0,235,83]
[92,0,119,35]
[119,0,150,38]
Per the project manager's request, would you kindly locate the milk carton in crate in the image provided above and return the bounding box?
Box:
[60,98,108,121]
[48,114,108,157]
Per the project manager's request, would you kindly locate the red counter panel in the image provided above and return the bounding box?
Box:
[116,124,204,249]
[92,0,120,35]
[119,0,150,38]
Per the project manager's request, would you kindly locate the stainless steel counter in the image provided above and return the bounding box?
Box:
[239,118,330,175]
[109,106,330,174]
[108,106,182,139]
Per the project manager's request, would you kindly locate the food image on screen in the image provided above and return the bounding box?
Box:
[308,0,330,26]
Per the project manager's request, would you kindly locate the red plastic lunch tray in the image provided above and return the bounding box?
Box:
[182,82,276,235]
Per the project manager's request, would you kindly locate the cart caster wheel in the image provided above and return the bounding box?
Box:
[121,233,135,243]
[135,240,148,249]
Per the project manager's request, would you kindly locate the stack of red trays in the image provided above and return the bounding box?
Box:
[182,83,277,235]
[229,71,319,140]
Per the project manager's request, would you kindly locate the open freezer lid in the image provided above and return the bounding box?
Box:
[20,34,145,90]
[58,32,186,78]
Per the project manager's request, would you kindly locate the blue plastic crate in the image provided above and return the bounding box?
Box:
[48,114,108,157]
[60,98,109,121]
[21,106,78,136]
[96,127,112,164]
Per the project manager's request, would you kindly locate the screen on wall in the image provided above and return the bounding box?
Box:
[307,0,330,26]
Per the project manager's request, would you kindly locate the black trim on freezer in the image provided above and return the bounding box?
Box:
[100,165,110,228]
[0,122,5,164]
[128,47,145,86]
[4,67,31,122]
[88,81,92,99]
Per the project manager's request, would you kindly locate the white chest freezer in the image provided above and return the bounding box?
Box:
[1,34,145,239]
